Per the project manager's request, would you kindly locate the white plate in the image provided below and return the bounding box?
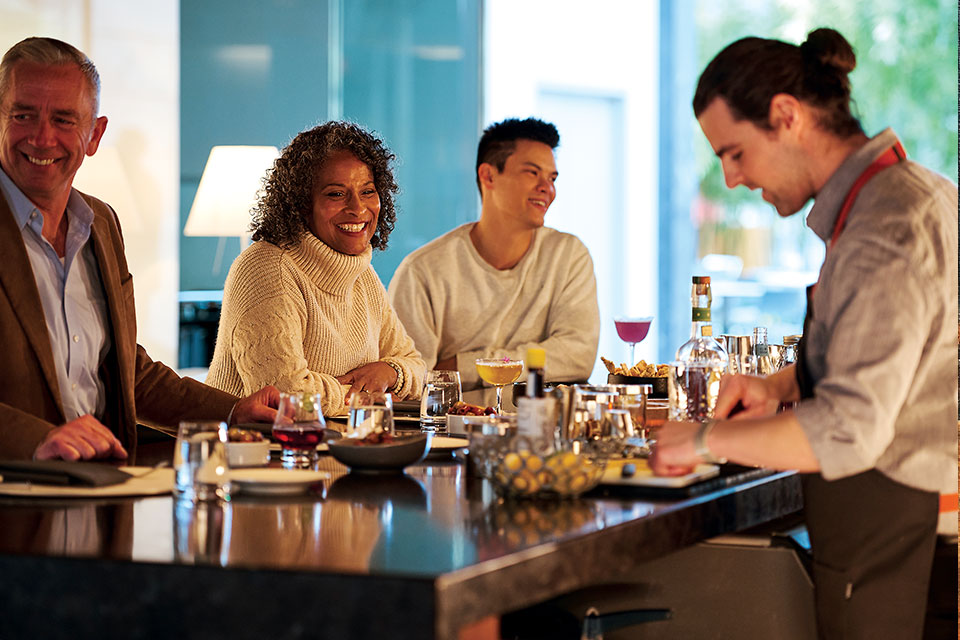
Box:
[424,436,468,460]
[229,468,330,496]
[269,443,329,453]
[0,466,173,498]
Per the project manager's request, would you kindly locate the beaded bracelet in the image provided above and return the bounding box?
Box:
[383,360,404,394]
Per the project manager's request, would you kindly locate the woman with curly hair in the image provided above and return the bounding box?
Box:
[206,121,425,417]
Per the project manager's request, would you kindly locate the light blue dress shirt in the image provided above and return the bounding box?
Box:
[0,168,111,422]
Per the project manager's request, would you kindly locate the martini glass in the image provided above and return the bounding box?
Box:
[613,316,654,367]
[474,357,523,414]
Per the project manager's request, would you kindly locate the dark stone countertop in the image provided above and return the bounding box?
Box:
[0,443,801,640]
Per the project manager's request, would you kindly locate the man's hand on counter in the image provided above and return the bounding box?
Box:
[229,385,281,425]
[34,415,128,461]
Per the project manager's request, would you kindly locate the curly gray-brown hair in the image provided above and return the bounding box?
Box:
[251,121,399,250]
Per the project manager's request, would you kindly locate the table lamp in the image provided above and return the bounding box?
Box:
[184,145,279,271]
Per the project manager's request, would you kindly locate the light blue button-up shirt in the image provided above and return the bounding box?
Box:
[0,167,111,422]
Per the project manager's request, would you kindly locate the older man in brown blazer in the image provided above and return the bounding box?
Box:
[0,37,277,461]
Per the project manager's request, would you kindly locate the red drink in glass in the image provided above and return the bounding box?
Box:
[272,423,324,449]
[615,318,652,343]
[613,316,654,366]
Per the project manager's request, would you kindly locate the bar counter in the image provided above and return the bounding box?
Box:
[0,441,801,639]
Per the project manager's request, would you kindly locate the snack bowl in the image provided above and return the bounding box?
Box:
[327,433,431,474]
[607,374,668,397]
[226,440,271,467]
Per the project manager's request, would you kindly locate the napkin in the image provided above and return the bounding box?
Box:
[0,460,133,487]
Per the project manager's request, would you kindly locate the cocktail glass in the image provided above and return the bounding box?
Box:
[613,316,654,367]
[474,357,523,415]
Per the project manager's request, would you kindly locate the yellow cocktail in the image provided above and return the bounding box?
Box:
[475,358,523,414]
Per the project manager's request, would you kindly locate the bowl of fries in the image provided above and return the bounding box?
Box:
[601,357,669,397]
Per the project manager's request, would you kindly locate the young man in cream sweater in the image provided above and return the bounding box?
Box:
[388,118,599,406]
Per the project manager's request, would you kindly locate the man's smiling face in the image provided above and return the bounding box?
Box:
[0,60,106,212]
[484,138,558,230]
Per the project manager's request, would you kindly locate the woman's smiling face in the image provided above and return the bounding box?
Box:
[308,149,380,255]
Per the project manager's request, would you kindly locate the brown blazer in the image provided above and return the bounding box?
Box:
[0,190,238,460]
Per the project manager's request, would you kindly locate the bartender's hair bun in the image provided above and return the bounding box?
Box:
[694,27,864,138]
[800,28,857,75]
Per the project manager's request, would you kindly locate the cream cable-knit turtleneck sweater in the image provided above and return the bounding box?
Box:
[206,232,425,417]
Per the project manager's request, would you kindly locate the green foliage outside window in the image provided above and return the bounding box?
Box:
[693,0,958,228]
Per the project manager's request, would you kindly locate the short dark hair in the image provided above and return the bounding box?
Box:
[251,121,399,250]
[693,27,864,138]
[475,117,560,194]
[0,37,101,118]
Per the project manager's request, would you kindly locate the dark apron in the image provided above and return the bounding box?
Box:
[795,142,938,640]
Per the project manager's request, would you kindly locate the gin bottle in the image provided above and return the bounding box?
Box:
[672,276,729,421]
[675,276,729,367]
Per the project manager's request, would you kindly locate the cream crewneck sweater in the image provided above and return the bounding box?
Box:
[207,232,425,417]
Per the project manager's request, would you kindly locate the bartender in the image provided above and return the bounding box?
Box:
[650,28,957,639]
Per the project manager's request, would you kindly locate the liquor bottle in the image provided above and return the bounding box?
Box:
[516,347,556,446]
[753,326,775,375]
[777,335,802,413]
[672,276,729,421]
[782,335,801,365]
[675,276,729,367]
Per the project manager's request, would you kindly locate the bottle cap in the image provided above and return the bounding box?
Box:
[526,347,546,369]
[692,275,711,284]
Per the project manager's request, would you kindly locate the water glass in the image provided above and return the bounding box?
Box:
[612,383,651,452]
[174,420,229,501]
[420,370,462,431]
[273,392,326,468]
[667,362,725,422]
[348,390,395,438]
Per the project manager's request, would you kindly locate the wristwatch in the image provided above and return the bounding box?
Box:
[694,419,728,464]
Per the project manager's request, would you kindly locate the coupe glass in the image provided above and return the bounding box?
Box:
[474,357,523,415]
[272,392,326,468]
[613,316,654,367]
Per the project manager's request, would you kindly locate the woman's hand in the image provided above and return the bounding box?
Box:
[337,362,398,400]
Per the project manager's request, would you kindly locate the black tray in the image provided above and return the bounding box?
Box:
[606,374,668,397]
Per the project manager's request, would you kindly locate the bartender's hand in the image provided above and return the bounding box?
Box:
[337,362,397,401]
[649,420,702,476]
[34,414,128,461]
[714,374,780,419]
[229,385,281,425]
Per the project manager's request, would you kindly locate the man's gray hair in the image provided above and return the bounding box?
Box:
[0,37,101,117]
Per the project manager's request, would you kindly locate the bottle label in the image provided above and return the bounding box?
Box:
[692,307,711,322]
[517,397,557,443]
[756,343,769,356]
[701,325,713,337]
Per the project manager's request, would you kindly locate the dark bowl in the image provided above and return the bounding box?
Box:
[327,434,431,474]
[606,374,668,398]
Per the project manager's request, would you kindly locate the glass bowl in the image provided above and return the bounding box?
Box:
[467,418,607,498]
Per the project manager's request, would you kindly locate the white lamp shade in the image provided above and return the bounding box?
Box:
[184,145,279,237]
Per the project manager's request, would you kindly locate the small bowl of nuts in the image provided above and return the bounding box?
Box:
[226,427,270,467]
